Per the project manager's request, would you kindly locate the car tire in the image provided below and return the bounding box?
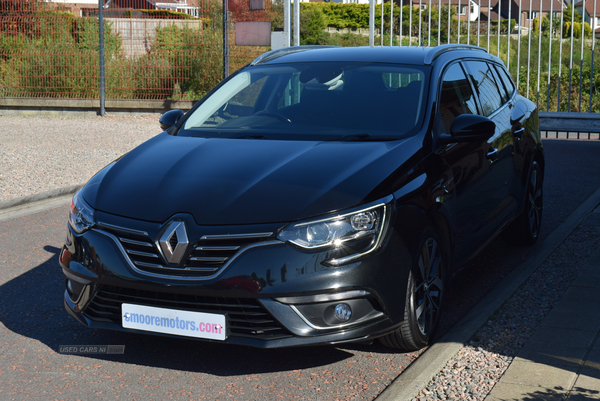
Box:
[380,227,445,351]
[504,160,543,246]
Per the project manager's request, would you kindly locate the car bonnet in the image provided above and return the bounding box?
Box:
[82,132,421,225]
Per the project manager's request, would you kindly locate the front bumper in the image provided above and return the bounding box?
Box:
[59,211,409,348]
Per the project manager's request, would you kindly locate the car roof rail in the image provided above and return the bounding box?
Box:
[250,45,340,66]
[424,44,488,65]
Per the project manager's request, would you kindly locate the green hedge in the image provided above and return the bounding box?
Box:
[0,12,122,98]
[303,3,371,29]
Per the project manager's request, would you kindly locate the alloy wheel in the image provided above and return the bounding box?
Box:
[414,237,444,336]
[527,162,543,239]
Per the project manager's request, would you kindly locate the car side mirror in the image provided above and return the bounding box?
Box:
[439,114,496,145]
[160,109,185,131]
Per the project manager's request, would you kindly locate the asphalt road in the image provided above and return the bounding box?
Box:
[0,139,599,400]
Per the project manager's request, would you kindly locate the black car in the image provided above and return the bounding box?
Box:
[61,44,543,351]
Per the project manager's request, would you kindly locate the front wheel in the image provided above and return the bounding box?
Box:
[380,228,445,351]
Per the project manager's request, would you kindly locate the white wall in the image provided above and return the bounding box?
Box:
[469,0,479,22]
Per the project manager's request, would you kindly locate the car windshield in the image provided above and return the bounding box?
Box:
[178,61,430,141]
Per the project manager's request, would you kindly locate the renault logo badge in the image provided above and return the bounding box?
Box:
[158,221,189,264]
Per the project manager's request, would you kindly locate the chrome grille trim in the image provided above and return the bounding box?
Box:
[94,224,283,281]
[126,249,159,258]
[189,256,229,262]
[183,267,220,272]
[133,261,164,269]
[96,222,149,237]
[195,246,240,251]
[201,232,273,240]
[134,263,218,273]
[120,238,153,247]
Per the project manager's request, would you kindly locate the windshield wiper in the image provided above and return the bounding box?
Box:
[237,134,265,139]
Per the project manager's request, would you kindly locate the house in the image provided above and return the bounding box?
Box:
[403,0,480,22]
[45,0,200,18]
[574,0,600,37]
[483,0,565,29]
[106,0,200,17]
[310,0,383,3]
[43,0,98,17]
[404,0,566,29]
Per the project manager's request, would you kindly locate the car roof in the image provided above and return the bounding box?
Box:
[251,44,501,67]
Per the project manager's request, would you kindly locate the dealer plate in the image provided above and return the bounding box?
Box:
[121,303,226,341]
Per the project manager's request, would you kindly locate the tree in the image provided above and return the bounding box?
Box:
[300,6,326,45]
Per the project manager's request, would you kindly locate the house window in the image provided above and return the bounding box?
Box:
[421,4,427,10]
[531,11,538,19]
[250,0,264,10]
[459,5,467,15]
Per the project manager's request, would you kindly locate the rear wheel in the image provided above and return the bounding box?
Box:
[380,228,445,351]
[505,160,543,245]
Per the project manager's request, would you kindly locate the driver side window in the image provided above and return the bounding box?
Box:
[437,63,478,134]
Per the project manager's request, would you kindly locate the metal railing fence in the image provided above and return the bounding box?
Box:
[0,0,270,101]
[0,0,598,115]
[375,0,599,113]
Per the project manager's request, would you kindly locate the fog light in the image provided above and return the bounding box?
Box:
[334,303,352,322]
[65,276,86,303]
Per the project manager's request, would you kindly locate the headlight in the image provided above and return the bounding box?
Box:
[69,190,95,234]
[278,196,392,266]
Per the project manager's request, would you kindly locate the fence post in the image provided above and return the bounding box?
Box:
[284,0,291,46]
[98,0,106,116]
[369,0,375,47]
[223,0,229,79]
[294,0,299,46]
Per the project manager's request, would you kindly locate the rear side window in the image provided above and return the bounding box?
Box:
[464,60,503,117]
[495,64,515,98]
[438,63,478,134]
[489,65,509,104]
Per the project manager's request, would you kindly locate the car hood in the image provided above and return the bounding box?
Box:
[82,132,420,225]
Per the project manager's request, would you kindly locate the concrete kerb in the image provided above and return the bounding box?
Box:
[0,185,83,212]
[0,186,83,223]
[377,186,600,401]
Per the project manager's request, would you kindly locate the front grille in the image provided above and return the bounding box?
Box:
[83,285,292,341]
[185,234,272,273]
[97,222,274,279]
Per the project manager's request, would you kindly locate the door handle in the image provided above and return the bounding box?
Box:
[513,127,525,139]
[487,147,498,162]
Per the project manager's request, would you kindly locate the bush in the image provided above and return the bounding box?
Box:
[300,7,327,44]
[150,23,222,100]
[563,21,592,39]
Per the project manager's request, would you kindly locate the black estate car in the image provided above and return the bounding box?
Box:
[61,44,543,351]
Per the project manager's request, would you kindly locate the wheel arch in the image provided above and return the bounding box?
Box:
[393,204,454,275]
